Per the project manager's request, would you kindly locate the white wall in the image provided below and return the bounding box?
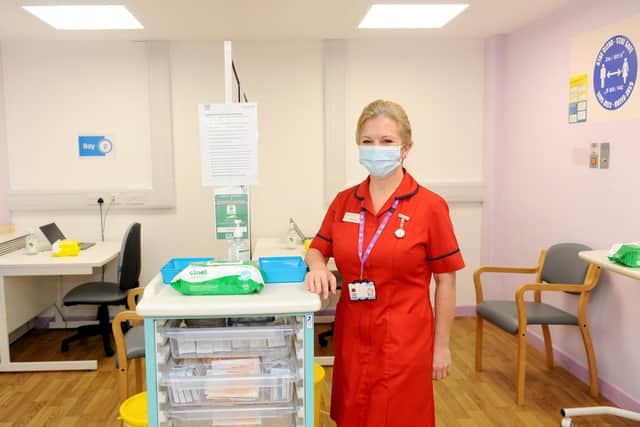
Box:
[342,38,485,305]
[0,44,9,224]
[231,41,326,241]
[2,41,152,192]
[343,39,484,185]
[7,40,327,313]
[6,38,484,319]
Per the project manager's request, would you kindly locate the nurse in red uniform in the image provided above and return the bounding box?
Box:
[305,100,464,427]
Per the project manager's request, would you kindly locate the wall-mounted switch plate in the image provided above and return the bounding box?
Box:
[599,142,610,169]
[590,143,599,168]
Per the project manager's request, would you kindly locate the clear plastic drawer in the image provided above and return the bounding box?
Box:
[161,356,297,406]
[167,403,297,427]
[159,323,295,359]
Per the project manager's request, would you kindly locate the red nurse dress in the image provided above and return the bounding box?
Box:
[309,170,465,427]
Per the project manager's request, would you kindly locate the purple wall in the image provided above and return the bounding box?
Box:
[484,0,640,410]
[0,46,9,225]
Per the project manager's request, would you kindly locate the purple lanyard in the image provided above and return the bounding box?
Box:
[358,199,399,280]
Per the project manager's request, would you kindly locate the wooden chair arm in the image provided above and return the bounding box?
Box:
[516,283,587,298]
[474,266,540,275]
[127,287,145,310]
[514,283,589,333]
[474,265,539,304]
[112,310,144,371]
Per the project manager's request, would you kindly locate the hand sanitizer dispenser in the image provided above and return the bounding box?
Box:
[228,220,250,261]
[25,232,38,255]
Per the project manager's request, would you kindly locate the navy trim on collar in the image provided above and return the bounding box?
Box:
[394,183,419,201]
[353,182,419,201]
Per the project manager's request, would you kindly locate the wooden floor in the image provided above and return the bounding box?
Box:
[0,318,638,426]
[314,320,639,427]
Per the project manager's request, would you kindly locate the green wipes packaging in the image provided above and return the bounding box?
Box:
[608,243,640,268]
[171,260,265,295]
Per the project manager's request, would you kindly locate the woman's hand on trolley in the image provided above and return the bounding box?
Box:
[304,267,337,300]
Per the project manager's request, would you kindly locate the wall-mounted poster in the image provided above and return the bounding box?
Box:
[569,74,588,124]
[570,14,640,122]
[593,35,637,111]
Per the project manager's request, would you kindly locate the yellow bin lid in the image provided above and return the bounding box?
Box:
[119,392,148,427]
[314,362,325,384]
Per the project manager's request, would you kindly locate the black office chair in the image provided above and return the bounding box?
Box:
[61,222,141,357]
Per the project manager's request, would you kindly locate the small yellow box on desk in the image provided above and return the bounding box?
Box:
[52,239,80,257]
[304,238,313,252]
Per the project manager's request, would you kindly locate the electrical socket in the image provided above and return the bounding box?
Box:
[124,192,145,206]
[86,193,121,206]
[86,193,105,206]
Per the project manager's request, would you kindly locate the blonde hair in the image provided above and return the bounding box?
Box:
[356,99,413,147]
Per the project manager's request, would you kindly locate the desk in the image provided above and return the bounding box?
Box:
[560,250,640,426]
[0,241,120,372]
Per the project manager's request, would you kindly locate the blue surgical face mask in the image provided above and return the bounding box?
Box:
[358,145,402,178]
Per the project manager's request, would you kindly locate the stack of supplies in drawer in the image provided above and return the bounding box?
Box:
[162,356,296,406]
[160,321,294,359]
[167,403,297,427]
[158,317,300,427]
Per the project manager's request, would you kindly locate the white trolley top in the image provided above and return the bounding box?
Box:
[137,273,321,317]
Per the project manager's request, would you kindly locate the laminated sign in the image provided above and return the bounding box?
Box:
[593,35,637,111]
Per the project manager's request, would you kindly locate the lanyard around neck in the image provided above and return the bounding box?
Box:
[358,198,399,280]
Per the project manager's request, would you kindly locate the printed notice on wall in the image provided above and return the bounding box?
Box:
[569,74,588,124]
[198,103,259,186]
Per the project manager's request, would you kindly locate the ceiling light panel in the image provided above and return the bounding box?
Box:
[22,5,144,30]
[359,4,469,29]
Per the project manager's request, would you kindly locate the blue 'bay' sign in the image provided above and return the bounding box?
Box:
[593,34,637,110]
[78,135,113,157]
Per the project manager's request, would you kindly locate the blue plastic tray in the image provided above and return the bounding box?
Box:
[259,256,307,283]
[161,257,214,284]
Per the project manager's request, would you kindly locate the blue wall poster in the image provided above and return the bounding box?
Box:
[78,135,113,157]
[593,34,637,110]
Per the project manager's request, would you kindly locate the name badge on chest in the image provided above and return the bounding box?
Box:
[348,280,376,301]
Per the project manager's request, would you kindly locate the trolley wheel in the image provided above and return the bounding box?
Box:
[61,342,69,352]
[561,417,573,427]
[319,336,328,347]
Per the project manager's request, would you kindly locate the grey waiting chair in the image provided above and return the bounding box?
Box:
[474,243,601,405]
[112,287,145,404]
[61,222,141,356]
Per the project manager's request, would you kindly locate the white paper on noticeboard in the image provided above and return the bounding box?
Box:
[198,103,259,186]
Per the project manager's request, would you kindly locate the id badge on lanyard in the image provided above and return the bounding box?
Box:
[349,280,376,301]
[348,199,399,302]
